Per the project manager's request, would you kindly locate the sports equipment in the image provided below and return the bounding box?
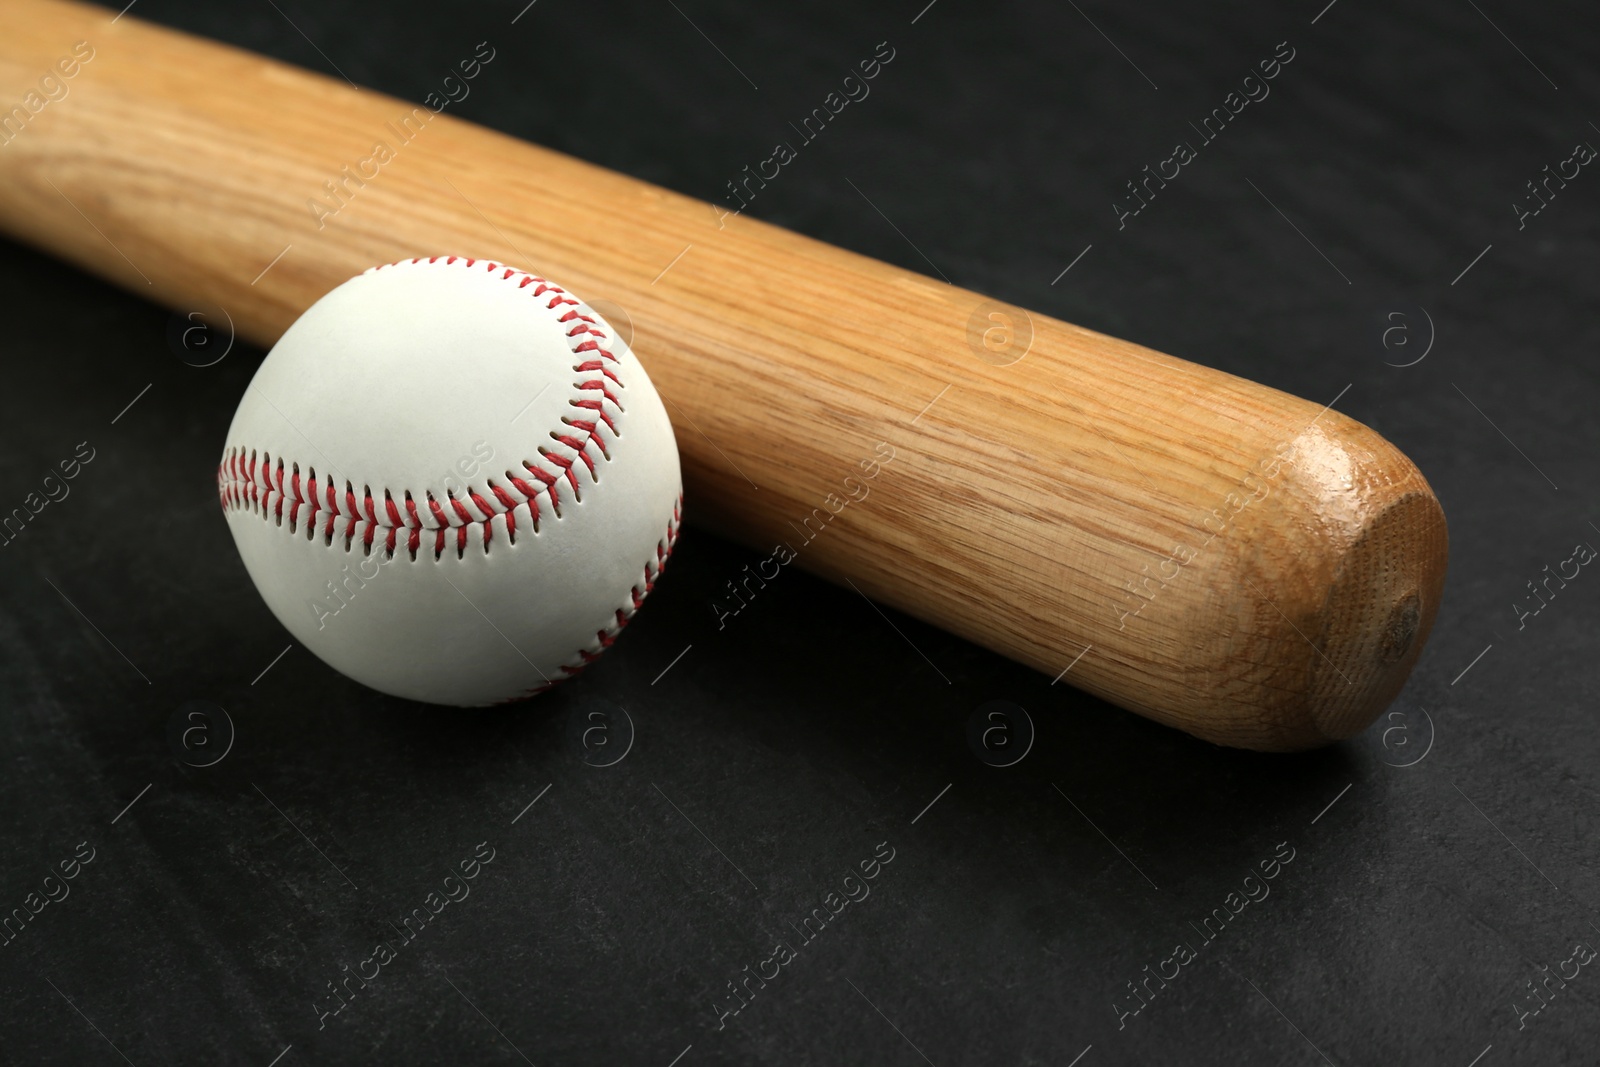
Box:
[219,257,682,704]
[0,0,1448,749]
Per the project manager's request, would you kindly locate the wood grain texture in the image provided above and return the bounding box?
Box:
[0,0,1447,750]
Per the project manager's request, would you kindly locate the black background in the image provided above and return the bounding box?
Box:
[2,0,1599,1064]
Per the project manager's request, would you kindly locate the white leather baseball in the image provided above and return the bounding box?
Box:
[218,256,682,705]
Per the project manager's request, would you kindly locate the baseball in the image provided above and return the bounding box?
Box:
[218,256,682,705]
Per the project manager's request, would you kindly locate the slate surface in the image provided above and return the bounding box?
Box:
[2,1,1599,1064]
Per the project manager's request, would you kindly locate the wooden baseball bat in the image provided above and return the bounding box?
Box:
[0,0,1447,751]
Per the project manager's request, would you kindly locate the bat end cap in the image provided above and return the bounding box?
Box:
[1301,486,1449,745]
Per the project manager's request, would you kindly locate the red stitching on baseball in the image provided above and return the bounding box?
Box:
[496,494,682,702]
[219,257,638,561]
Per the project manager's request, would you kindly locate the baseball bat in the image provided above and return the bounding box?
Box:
[0,0,1448,751]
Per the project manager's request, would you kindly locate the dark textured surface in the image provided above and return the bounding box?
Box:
[3,1,1599,1064]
